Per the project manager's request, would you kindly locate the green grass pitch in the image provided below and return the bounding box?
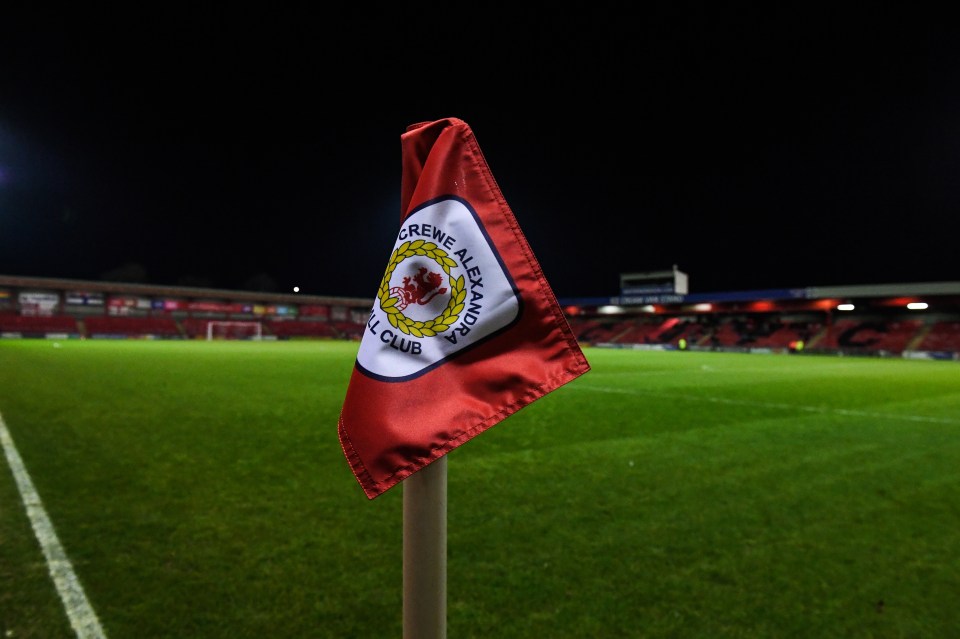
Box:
[1,339,958,638]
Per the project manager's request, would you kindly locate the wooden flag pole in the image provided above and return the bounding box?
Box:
[403,455,447,639]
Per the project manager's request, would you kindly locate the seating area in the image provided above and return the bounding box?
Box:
[717,319,819,349]
[0,312,371,341]
[565,314,960,357]
[916,321,960,352]
[569,317,706,347]
[0,313,79,335]
[179,318,212,339]
[613,319,669,344]
[750,321,818,349]
[707,321,744,347]
[266,320,340,339]
[566,318,611,343]
[2,306,960,356]
[332,321,364,340]
[810,319,859,350]
[813,319,924,354]
[585,319,634,343]
[84,316,181,337]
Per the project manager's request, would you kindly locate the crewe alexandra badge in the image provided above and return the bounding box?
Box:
[356,196,521,381]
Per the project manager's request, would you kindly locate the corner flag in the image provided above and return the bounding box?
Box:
[338,117,590,499]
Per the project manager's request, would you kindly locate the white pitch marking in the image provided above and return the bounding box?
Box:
[0,411,107,639]
[573,385,960,425]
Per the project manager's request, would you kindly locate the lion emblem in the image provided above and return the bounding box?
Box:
[389,267,448,311]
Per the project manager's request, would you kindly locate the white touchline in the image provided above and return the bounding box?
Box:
[573,385,960,425]
[0,411,107,639]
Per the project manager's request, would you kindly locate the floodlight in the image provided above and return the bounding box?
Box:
[597,305,624,314]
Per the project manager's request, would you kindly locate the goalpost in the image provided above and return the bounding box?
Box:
[206,321,263,341]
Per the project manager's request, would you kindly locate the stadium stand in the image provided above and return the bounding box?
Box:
[0,313,79,336]
[84,316,182,338]
[332,321,365,340]
[612,318,665,344]
[916,321,960,353]
[180,318,211,339]
[2,275,959,358]
[718,319,817,350]
[566,318,603,343]
[266,320,340,339]
[809,319,858,351]
[754,322,821,349]
[872,319,925,353]
[567,314,942,357]
[812,319,924,355]
[707,320,744,348]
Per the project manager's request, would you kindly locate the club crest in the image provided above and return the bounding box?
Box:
[377,241,464,337]
[356,197,521,381]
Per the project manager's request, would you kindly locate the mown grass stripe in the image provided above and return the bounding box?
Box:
[573,384,960,424]
[0,410,107,639]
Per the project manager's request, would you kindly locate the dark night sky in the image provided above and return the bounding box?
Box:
[2,7,958,300]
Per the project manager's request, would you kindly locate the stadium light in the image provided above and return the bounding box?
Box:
[837,303,855,311]
[597,305,624,314]
[907,302,928,310]
[293,286,300,293]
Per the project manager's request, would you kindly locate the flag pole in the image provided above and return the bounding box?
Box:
[403,455,447,639]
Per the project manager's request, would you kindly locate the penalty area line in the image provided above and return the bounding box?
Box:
[0,411,107,639]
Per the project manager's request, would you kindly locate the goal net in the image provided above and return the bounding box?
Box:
[206,321,263,341]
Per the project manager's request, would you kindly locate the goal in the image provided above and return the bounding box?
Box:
[206,321,263,341]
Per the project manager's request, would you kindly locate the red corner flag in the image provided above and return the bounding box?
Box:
[338,118,590,499]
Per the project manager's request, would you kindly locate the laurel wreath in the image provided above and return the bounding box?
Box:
[377,239,465,337]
